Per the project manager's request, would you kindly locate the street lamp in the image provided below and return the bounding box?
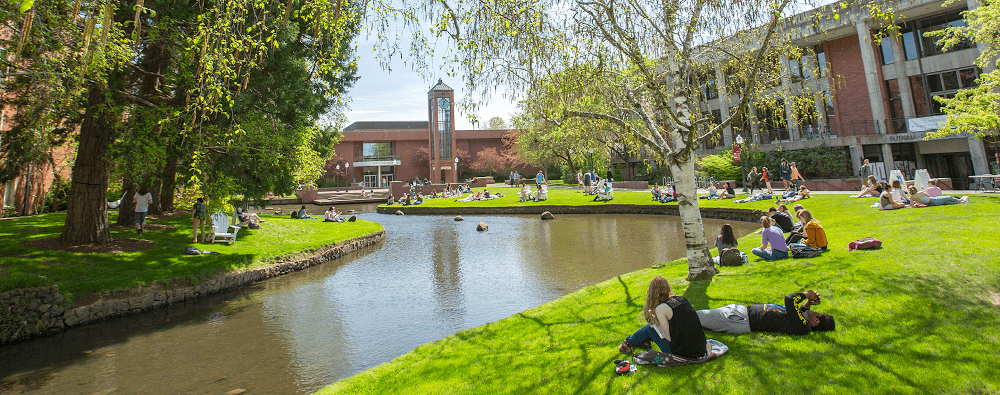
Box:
[336,164,340,187]
[735,135,747,193]
[454,156,459,184]
[588,148,594,172]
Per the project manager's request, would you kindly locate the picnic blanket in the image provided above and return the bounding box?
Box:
[632,339,728,367]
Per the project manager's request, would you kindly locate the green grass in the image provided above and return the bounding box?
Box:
[323,194,1000,394]
[400,186,665,208]
[0,212,382,304]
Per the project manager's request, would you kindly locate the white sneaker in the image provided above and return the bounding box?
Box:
[960,196,969,203]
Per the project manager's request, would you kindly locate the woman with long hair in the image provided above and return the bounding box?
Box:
[133,186,153,236]
[789,209,828,249]
[618,276,707,359]
[715,224,738,256]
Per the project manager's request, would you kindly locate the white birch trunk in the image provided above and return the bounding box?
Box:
[669,156,717,281]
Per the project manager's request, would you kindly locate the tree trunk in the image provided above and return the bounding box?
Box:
[670,156,717,281]
[60,84,112,245]
[159,156,177,211]
[115,177,136,226]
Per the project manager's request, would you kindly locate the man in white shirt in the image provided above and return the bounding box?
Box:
[133,187,154,236]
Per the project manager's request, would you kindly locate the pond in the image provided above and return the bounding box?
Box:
[0,208,758,394]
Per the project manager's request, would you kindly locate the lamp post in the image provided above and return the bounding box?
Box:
[735,135,747,193]
[454,156,459,184]
[588,148,594,172]
[335,164,340,188]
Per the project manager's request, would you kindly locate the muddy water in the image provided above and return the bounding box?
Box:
[0,209,757,394]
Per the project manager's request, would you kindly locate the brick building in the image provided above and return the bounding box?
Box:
[686,0,998,185]
[335,80,534,187]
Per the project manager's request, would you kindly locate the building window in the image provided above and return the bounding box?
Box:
[363,142,393,157]
[705,79,718,100]
[923,67,980,114]
[788,58,803,83]
[919,10,973,57]
[823,91,834,118]
[880,39,895,65]
[815,45,827,76]
[437,97,452,159]
[900,29,920,60]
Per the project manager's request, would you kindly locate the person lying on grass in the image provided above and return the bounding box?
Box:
[907,186,968,206]
[696,289,835,335]
[618,276,707,359]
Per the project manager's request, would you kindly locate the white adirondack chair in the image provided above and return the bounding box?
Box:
[210,212,241,244]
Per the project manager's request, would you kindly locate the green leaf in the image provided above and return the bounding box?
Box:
[19,0,33,13]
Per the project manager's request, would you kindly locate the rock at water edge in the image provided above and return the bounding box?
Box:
[395,210,404,215]
[476,222,488,232]
[454,216,464,221]
[540,211,555,220]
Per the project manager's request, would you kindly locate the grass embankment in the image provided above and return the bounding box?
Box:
[325,194,1000,394]
[0,212,382,304]
[393,185,662,208]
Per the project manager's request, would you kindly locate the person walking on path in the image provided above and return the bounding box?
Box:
[780,159,792,191]
[859,159,872,189]
[191,197,208,243]
[133,186,154,236]
[747,166,762,194]
[762,167,773,194]
[576,170,583,192]
[790,162,805,191]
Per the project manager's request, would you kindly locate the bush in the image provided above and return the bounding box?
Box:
[782,145,852,179]
[696,152,741,181]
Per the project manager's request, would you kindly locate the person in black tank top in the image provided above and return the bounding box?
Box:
[618,276,707,359]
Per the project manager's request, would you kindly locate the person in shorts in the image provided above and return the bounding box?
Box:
[134,187,154,236]
[191,197,208,242]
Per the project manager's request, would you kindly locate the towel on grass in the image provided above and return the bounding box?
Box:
[632,339,728,367]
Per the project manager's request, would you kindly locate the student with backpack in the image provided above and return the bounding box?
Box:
[714,224,746,266]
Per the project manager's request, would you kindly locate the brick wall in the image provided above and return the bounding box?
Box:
[826,35,876,134]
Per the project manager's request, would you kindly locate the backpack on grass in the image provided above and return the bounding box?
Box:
[719,248,744,267]
[790,246,824,259]
[849,237,881,251]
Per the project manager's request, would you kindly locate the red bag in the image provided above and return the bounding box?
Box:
[849,237,881,251]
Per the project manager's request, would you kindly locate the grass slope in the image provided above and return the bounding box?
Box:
[0,212,382,303]
[324,194,1000,394]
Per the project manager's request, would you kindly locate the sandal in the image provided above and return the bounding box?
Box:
[618,339,633,354]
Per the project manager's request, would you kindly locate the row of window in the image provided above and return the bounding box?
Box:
[879,9,975,65]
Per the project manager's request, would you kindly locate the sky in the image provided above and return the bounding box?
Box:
[342,29,518,131]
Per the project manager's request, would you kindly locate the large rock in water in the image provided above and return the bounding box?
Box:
[395,210,404,215]
[476,222,488,231]
[455,216,464,221]
[540,211,555,220]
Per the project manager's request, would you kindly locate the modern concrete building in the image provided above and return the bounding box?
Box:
[333,80,534,187]
[692,0,999,186]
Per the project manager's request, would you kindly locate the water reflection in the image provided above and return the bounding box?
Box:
[1,211,756,394]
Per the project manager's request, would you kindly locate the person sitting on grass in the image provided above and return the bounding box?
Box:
[414,194,424,204]
[891,180,911,205]
[851,175,881,198]
[696,290,834,335]
[297,205,316,219]
[659,184,677,203]
[618,276,707,359]
[787,209,827,250]
[880,183,906,210]
[752,216,788,261]
[651,184,662,201]
[519,184,533,202]
[769,206,794,233]
[719,182,737,199]
[713,223,746,265]
[324,206,344,222]
[387,194,395,205]
[706,182,719,199]
[908,186,968,206]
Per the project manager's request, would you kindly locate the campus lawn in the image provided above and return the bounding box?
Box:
[398,185,663,207]
[0,212,382,304]
[326,194,1000,394]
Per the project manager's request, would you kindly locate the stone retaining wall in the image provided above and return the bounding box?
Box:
[0,230,385,344]
[377,205,764,222]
